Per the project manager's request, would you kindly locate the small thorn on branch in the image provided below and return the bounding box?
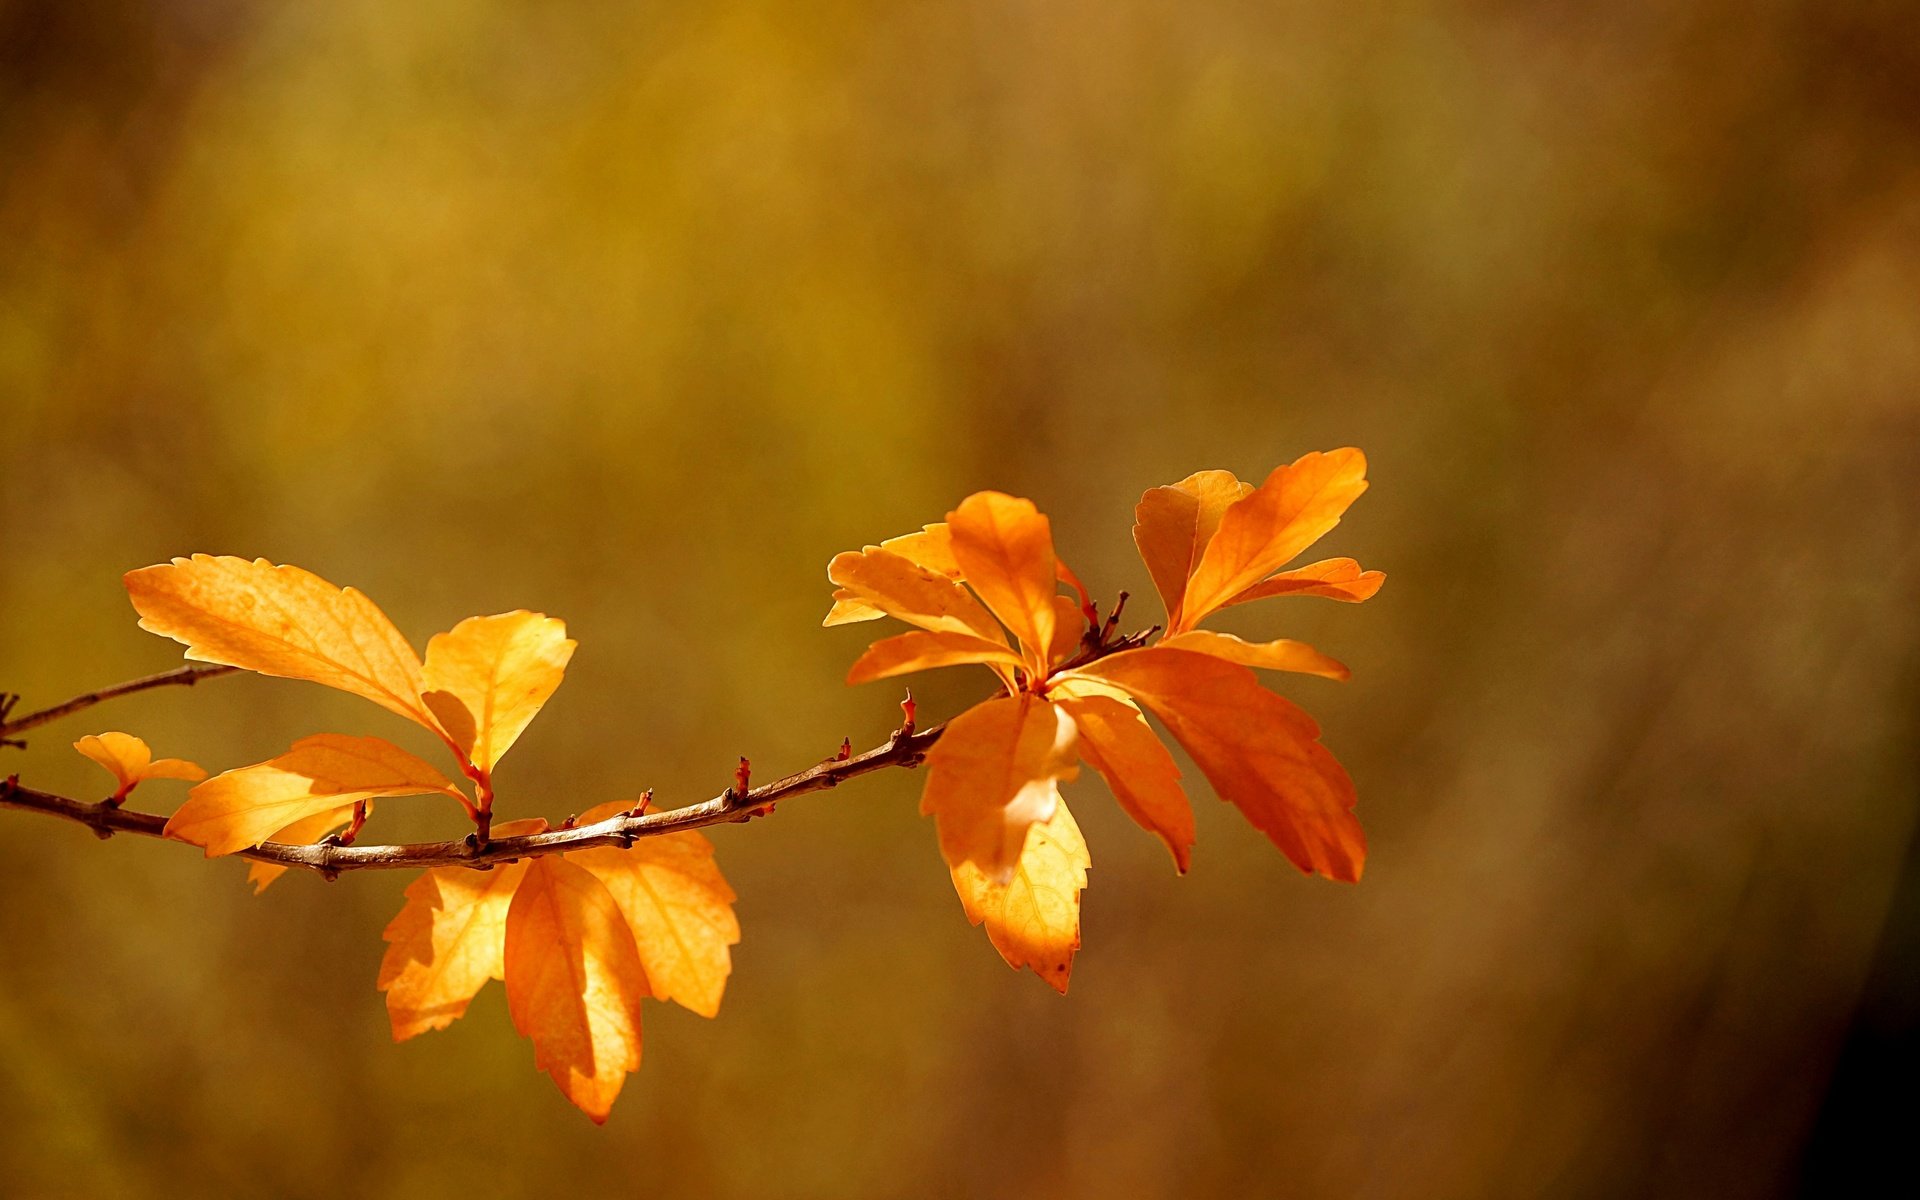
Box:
[625,788,654,819]
[897,689,917,740]
[836,737,852,762]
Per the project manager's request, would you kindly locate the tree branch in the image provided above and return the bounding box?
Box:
[0,721,944,877]
[0,665,239,742]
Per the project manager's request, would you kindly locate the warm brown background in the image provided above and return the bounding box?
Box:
[3,2,1916,1197]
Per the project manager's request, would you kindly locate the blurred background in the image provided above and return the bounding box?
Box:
[2,1,1916,1196]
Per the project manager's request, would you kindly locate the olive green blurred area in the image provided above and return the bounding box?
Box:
[3,0,1918,1196]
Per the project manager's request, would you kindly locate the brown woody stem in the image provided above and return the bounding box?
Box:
[0,724,945,874]
[0,665,238,741]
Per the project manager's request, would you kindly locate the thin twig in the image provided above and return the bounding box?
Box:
[0,665,239,741]
[0,722,945,875]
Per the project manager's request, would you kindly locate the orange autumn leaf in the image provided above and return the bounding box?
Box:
[1071,647,1364,882]
[951,798,1089,994]
[124,555,444,734]
[246,801,372,894]
[73,731,205,802]
[845,629,1025,686]
[571,802,740,1019]
[947,491,1060,676]
[824,588,885,626]
[1176,450,1372,630]
[869,522,963,579]
[827,548,1007,644]
[505,855,650,1124]
[1219,557,1386,607]
[1132,469,1255,627]
[1158,629,1351,681]
[1047,686,1195,871]
[919,692,1079,884]
[377,818,546,1040]
[166,733,466,857]
[421,611,576,776]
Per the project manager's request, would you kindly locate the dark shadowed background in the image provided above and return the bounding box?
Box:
[3,2,1917,1197]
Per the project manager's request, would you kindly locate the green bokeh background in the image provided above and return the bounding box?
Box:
[3,2,1916,1196]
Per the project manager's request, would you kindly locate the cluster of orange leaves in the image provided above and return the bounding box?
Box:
[84,561,738,1122]
[824,448,1382,989]
[69,449,1379,1122]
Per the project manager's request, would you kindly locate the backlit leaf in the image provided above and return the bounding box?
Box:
[951,798,1088,993]
[823,588,885,626]
[827,548,1007,644]
[1159,629,1351,681]
[376,816,547,1039]
[505,855,649,1123]
[1219,557,1386,607]
[571,802,740,1019]
[73,731,204,801]
[1068,647,1364,881]
[1178,450,1370,630]
[421,611,575,775]
[871,522,961,578]
[919,693,1079,884]
[1132,470,1254,625]
[1049,688,1195,871]
[124,555,442,733]
[845,630,1025,686]
[166,733,465,857]
[947,491,1059,670]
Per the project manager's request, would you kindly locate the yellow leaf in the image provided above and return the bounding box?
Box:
[919,693,1079,884]
[951,798,1088,994]
[571,802,740,1020]
[245,801,370,894]
[827,548,1007,644]
[377,817,548,1039]
[1178,450,1370,630]
[1068,647,1364,882]
[845,630,1025,686]
[1219,557,1385,607]
[1159,629,1351,681]
[421,611,575,775]
[947,491,1059,673]
[124,555,442,734]
[1049,688,1195,871]
[73,731,204,801]
[1132,470,1254,626]
[870,522,961,578]
[823,588,885,626]
[166,733,465,857]
[505,855,649,1123]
